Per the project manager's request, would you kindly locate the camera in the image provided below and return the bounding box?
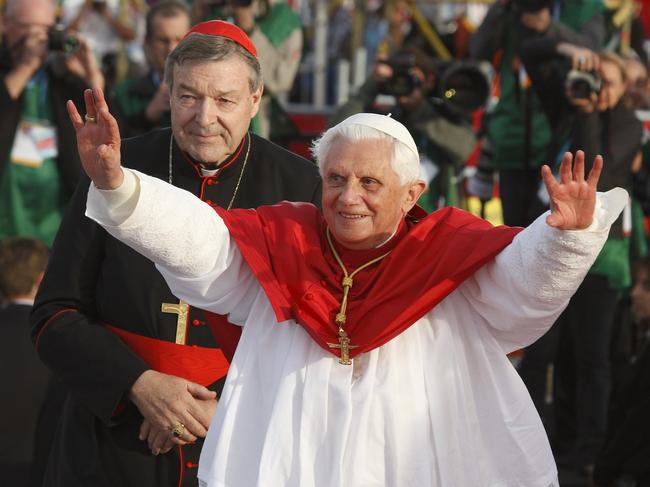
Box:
[565,69,602,99]
[47,25,79,54]
[378,53,492,114]
[378,54,424,98]
[435,61,492,114]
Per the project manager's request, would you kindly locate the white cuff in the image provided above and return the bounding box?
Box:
[86,168,140,226]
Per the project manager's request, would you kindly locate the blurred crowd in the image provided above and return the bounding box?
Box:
[1,1,650,486]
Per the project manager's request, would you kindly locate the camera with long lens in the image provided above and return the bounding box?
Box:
[565,69,602,99]
[434,61,492,114]
[47,25,79,54]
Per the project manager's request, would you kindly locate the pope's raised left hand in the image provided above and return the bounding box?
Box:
[541,150,602,230]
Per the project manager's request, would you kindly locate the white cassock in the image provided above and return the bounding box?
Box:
[87,169,627,487]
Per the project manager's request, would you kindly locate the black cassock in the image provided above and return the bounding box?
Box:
[31,128,321,487]
[0,303,51,487]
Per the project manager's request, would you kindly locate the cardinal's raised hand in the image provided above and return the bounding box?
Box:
[541,150,602,230]
[67,87,123,189]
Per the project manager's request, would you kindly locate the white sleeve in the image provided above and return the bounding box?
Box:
[458,188,628,353]
[85,169,259,324]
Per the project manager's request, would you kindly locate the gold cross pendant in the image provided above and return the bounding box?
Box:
[161,299,190,344]
[327,329,359,365]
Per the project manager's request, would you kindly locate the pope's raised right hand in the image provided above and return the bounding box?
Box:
[67,87,124,190]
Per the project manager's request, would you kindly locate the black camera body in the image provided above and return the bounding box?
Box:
[565,69,602,99]
[378,54,424,98]
[47,25,79,54]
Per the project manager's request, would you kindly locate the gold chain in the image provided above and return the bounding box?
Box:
[168,132,251,210]
[325,228,391,332]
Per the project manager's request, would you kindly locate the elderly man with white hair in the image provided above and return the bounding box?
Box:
[70,85,626,487]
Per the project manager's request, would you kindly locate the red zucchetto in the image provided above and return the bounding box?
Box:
[184,20,257,58]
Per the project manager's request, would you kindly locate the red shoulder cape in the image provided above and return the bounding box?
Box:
[208,203,522,360]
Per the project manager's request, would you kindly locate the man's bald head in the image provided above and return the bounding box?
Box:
[4,0,56,21]
[3,0,56,62]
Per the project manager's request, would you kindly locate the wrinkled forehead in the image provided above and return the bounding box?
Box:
[172,57,252,86]
[321,136,396,174]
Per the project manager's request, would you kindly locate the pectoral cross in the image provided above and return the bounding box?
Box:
[161,299,189,344]
[328,327,359,365]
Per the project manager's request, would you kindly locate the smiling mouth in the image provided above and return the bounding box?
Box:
[339,212,368,220]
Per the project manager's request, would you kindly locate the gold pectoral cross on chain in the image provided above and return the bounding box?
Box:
[328,327,359,365]
[161,299,189,344]
[325,228,391,366]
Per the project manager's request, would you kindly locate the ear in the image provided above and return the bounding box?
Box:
[249,83,264,119]
[403,180,427,213]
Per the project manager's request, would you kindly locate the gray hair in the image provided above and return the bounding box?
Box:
[164,33,262,93]
[311,122,422,185]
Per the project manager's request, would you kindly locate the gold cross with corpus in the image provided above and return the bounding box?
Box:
[161,299,189,344]
[327,328,359,365]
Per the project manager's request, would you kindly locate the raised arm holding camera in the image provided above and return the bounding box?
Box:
[0,0,104,246]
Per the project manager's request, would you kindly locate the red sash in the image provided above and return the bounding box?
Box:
[106,325,230,386]
[213,202,522,360]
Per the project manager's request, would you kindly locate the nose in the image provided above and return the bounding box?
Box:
[194,98,217,127]
[338,181,362,205]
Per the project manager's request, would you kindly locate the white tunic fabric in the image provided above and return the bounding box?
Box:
[86,169,628,487]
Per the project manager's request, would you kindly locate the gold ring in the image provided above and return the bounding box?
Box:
[171,423,185,438]
[84,114,97,123]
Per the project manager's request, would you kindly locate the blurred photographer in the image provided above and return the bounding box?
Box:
[470,0,605,227]
[0,0,103,247]
[110,0,191,138]
[331,47,479,211]
[519,44,643,477]
[61,0,139,90]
